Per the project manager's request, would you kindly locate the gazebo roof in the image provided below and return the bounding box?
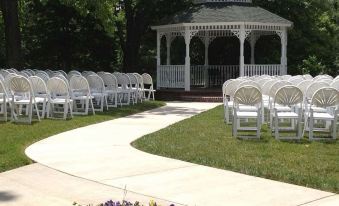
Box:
[155,2,292,28]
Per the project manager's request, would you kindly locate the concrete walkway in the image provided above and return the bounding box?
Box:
[21,102,338,206]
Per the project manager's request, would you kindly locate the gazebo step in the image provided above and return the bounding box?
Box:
[156,89,223,102]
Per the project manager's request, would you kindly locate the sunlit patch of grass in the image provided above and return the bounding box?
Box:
[133,105,339,193]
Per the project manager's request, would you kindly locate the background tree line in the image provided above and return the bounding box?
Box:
[0,0,338,76]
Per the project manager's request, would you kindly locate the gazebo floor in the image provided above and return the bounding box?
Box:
[156,87,222,102]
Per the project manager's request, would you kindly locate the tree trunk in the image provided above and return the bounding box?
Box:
[0,0,22,68]
[122,21,142,73]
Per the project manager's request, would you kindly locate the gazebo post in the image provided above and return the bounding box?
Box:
[204,32,210,88]
[280,27,288,75]
[166,33,171,65]
[184,27,191,91]
[156,31,161,89]
[250,34,257,65]
[239,24,246,77]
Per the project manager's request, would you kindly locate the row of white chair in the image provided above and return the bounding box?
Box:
[223,75,339,141]
[0,69,156,124]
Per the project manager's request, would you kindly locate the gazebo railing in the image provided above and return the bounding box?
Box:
[158,65,185,88]
[244,64,281,76]
[191,65,239,87]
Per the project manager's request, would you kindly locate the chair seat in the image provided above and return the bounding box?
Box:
[13,99,31,104]
[312,107,328,113]
[0,98,11,103]
[35,97,47,103]
[92,92,107,97]
[73,95,94,100]
[105,90,117,94]
[275,105,292,112]
[275,112,299,118]
[118,88,131,93]
[239,105,258,111]
[306,112,334,120]
[236,111,259,118]
[143,88,156,92]
[50,98,73,104]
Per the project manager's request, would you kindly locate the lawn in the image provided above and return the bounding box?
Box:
[133,105,339,193]
[0,101,165,173]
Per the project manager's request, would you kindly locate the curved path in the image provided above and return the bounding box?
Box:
[26,102,338,206]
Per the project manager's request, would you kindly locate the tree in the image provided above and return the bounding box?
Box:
[114,0,191,72]
[0,0,22,68]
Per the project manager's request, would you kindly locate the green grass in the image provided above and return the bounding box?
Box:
[0,101,165,173]
[133,106,339,193]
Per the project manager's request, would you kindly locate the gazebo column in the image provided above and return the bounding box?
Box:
[184,28,191,91]
[156,31,161,89]
[166,33,172,65]
[239,25,246,77]
[280,27,288,75]
[249,34,258,65]
[204,33,210,88]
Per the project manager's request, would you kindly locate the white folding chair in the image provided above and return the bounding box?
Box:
[9,76,41,124]
[305,87,339,140]
[47,77,73,120]
[29,76,48,119]
[272,86,304,140]
[100,72,118,108]
[117,74,132,106]
[70,75,95,115]
[86,74,108,112]
[232,86,262,139]
[142,73,155,101]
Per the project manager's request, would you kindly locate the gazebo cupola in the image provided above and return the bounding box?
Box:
[152,0,293,91]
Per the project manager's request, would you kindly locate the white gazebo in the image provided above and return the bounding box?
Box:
[152,0,293,91]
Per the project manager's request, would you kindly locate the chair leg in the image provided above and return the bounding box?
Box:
[309,117,314,140]
[275,115,279,140]
[333,115,337,139]
[63,103,68,120]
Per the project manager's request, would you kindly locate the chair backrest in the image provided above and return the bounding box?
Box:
[225,79,244,97]
[0,74,4,81]
[9,75,33,98]
[134,73,144,90]
[47,77,70,98]
[305,82,330,100]
[0,69,10,78]
[289,76,305,85]
[127,73,138,88]
[314,74,333,81]
[238,80,260,89]
[70,75,90,96]
[330,80,339,91]
[233,86,262,106]
[142,73,153,85]
[269,81,292,98]
[118,74,131,89]
[311,87,339,108]
[86,75,105,93]
[0,80,6,100]
[297,80,313,95]
[101,73,118,90]
[36,72,50,83]
[274,86,303,107]
[303,74,313,80]
[262,79,278,96]
[29,76,48,96]
[57,70,67,77]
[280,75,292,80]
